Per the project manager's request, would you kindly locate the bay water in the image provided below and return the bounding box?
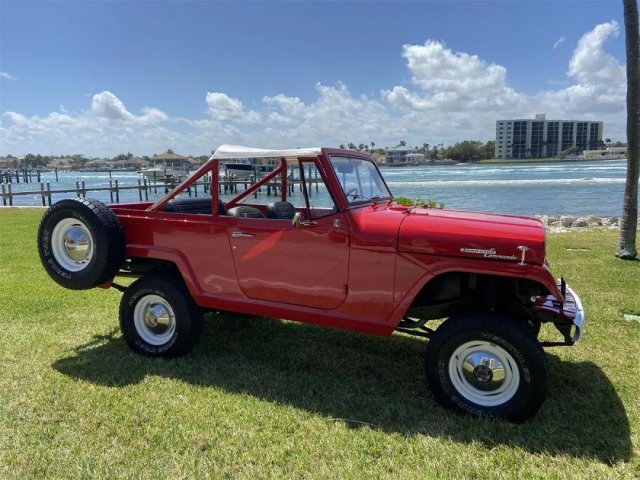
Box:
[3,159,632,217]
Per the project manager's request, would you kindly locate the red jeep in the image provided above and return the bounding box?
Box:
[37,145,584,422]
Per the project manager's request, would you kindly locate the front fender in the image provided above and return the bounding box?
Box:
[387,252,562,328]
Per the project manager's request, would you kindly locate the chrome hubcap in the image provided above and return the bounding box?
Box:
[144,302,172,335]
[63,226,91,262]
[133,295,176,345]
[51,218,94,272]
[461,351,506,391]
[449,340,520,407]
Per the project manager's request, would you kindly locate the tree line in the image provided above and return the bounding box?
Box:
[338,140,496,162]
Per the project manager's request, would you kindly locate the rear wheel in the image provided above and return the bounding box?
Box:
[120,275,203,358]
[425,313,547,422]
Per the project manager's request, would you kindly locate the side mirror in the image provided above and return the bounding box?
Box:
[292,212,302,228]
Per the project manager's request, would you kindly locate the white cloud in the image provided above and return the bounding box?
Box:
[568,21,623,85]
[0,21,628,156]
[553,36,566,50]
[205,92,260,123]
[0,71,16,80]
[91,91,134,121]
[384,41,526,113]
[536,20,625,128]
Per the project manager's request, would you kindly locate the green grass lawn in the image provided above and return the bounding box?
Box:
[0,208,638,479]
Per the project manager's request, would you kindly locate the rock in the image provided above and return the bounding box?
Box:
[539,215,549,226]
[602,217,618,226]
[586,215,602,226]
[560,216,576,228]
[549,219,560,227]
[548,215,559,224]
[572,217,589,227]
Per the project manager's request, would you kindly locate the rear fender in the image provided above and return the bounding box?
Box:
[125,245,201,298]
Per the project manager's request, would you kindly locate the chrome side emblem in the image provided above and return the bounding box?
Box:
[517,246,530,265]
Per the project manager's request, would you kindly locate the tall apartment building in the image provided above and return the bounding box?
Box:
[495,114,603,159]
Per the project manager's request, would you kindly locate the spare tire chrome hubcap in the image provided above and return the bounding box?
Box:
[51,218,94,271]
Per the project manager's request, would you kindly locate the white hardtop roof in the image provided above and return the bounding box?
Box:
[211,144,322,160]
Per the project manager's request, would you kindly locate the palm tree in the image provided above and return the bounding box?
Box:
[370,141,375,151]
[617,0,639,259]
[399,140,407,147]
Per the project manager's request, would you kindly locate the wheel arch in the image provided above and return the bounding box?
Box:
[123,245,202,299]
[388,264,558,328]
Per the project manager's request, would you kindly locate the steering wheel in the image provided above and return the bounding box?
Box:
[345,188,360,200]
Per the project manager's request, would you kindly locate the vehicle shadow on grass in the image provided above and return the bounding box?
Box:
[52,313,632,465]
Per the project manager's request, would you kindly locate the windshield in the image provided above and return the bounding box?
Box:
[330,156,392,205]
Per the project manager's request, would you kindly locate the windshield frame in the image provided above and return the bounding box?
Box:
[328,154,393,207]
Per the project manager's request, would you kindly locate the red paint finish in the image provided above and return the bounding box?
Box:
[228,213,349,309]
[399,208,545,265]
[107,148,577,337]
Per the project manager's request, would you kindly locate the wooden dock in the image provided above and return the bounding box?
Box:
[0,174,322,207]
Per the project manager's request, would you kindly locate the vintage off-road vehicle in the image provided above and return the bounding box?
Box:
[37,145,584,422]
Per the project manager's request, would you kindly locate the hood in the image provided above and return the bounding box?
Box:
[398,208,546,265]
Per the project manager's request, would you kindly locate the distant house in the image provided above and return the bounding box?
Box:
[48,158,72,169]
[582,146,627,160]
[85,159,110,169]
[385,147,416,164]
[151,152,191,171]
[110,157,149,170]
[405,153,426,164]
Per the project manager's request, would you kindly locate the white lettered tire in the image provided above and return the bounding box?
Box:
[424,313,547,422]
[37,198,125,289]
[119,275,204,358]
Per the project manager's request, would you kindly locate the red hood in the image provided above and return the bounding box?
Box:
[398,208,546,265]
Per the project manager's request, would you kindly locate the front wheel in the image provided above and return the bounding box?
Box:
[424,313,547,422]
[119,275,203,358]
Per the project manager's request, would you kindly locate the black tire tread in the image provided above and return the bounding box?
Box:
[119,274,204,358]
[425,313,547,422]
[37,198,125,290]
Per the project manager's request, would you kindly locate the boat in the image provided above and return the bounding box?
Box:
[224,161,275,178]
[224,162,254,178]
[140,166,188,181]
[141,152,192,181]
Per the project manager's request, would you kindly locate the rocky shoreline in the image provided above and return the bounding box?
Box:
[532,214,639,232]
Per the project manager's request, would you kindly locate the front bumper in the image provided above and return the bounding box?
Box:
[532,282,585,344]
[565,286,585,343]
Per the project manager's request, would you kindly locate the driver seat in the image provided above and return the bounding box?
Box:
[267,201,296,220]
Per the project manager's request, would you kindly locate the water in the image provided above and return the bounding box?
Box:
[381,159,631,216]
[2,159,633,216]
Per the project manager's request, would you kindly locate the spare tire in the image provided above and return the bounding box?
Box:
[37,198,126,290]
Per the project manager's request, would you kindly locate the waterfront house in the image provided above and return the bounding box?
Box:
[385,146,417,164]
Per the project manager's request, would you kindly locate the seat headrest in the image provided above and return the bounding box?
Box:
[267,201,296,220]
[227,206,264,218]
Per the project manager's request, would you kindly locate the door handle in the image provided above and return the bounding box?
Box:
[232,231,254,238]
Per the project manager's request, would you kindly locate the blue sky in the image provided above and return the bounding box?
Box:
[0,1,628,156]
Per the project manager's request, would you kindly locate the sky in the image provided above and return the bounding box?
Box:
[0,0,629,157]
